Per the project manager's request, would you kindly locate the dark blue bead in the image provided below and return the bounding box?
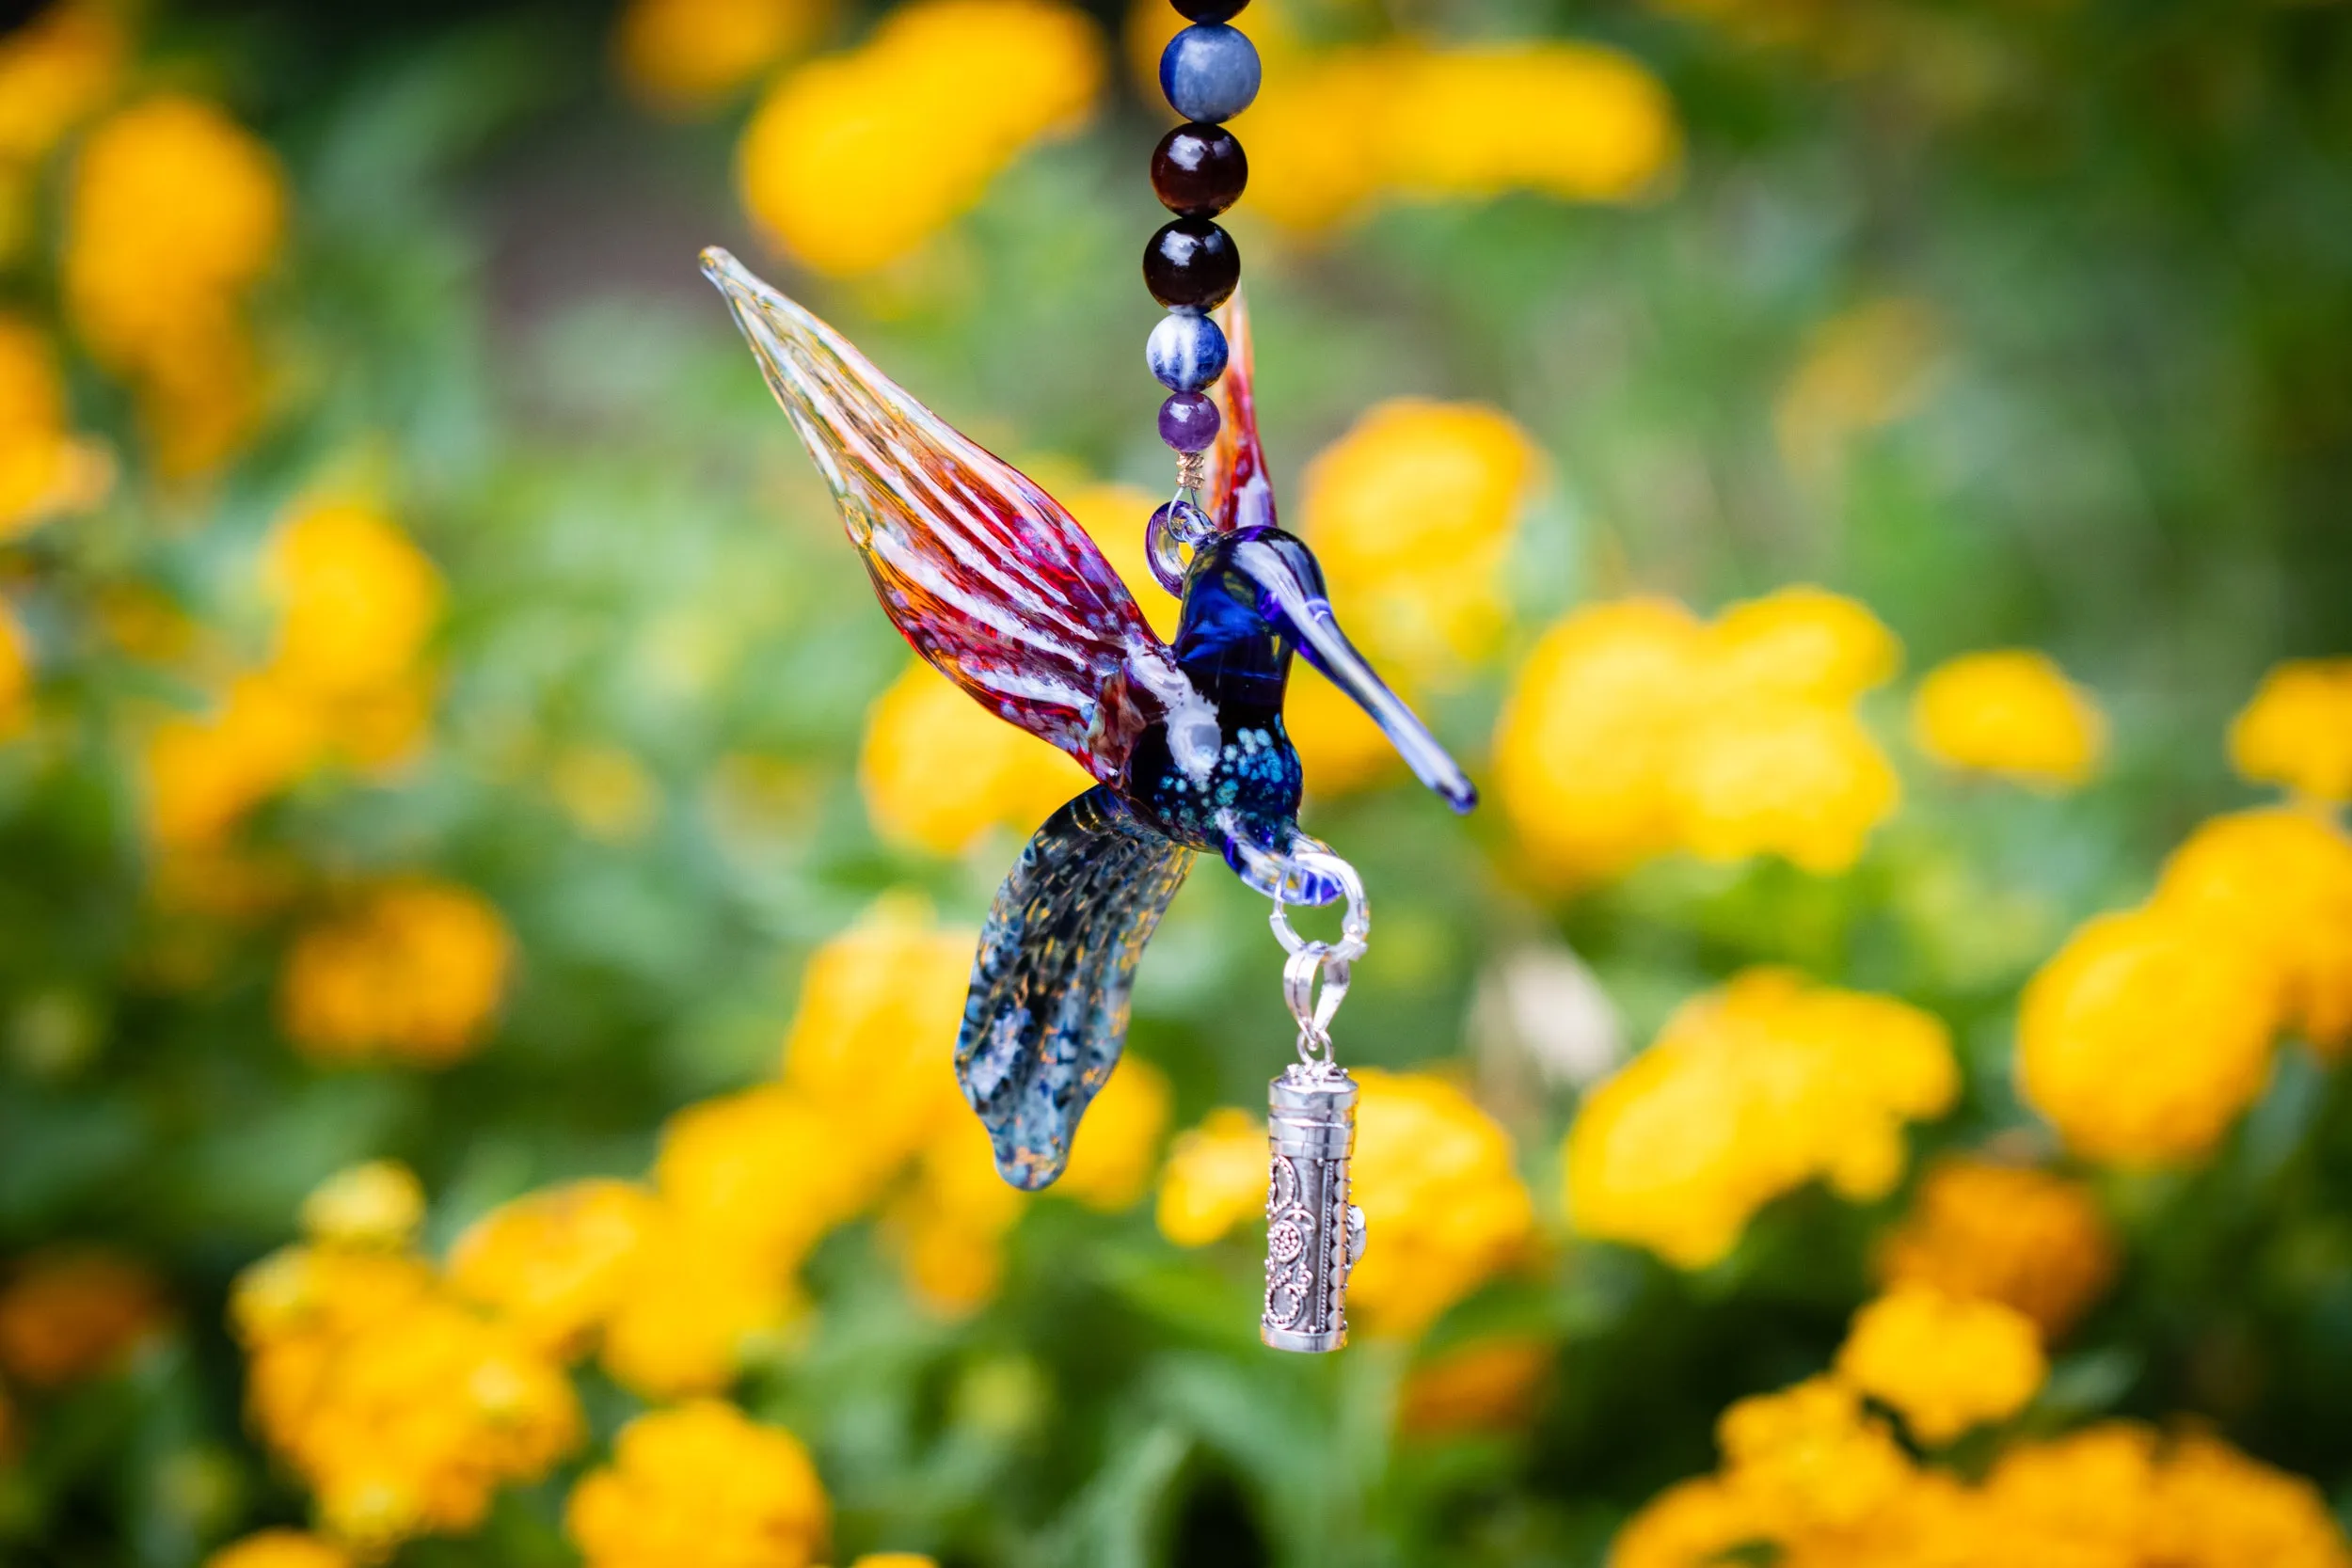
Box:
[1159,24,1260,123]
[1147,310,1229,391]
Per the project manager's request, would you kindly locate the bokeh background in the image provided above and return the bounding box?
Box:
[3,0,2351,1564]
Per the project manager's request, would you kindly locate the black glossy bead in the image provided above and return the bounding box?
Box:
[1170,0,1248,21]
[1142,219,1239,310]
[1151,122,1248,217]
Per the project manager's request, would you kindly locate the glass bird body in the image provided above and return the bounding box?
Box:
[703,247,1472,1190]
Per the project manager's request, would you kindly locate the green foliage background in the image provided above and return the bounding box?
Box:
[3,0,2350,1563]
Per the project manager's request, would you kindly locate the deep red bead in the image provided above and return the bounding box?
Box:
[1151,123,1248,217]
[1142,219,1239,310]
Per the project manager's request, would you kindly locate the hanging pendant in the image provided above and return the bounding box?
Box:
[1263,1062,1364,1353]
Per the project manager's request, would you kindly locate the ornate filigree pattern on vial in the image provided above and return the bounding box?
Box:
[1263,1065,1366,1353]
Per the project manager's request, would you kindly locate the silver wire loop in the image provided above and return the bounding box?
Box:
[1266,847,1371,965]
[1146,489,1214,596]
[1283,942,1352,1062]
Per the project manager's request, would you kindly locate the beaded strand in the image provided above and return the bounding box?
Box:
[1142,0,1256,586]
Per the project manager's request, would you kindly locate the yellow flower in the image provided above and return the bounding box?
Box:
[446,1180,660,1358]
[141,670,325,847]
[0,312,110,538]
[0,3,123,163]
[1566,970,1955,1269]
[1495,589,1900,887]
[2158,1430,2352,1568]
[229,1238,580,1552]
[859,658,1093,855]
[614,0,826,115]
[2153,807,2352,1055]
[64,94,286,477]
[1874,1156,2115,1338]
[1716,1376,1913,1533]
[779,894,976,1180]
[1299,398,1544,685]
[0,1248,167,1386]
[1061,479,1179,641]
[263,499,443,700]
[1705,585,1900,706]
[654,1085,875,1271]
[1493,598,1708,883]
[1911,648,2107,789]
[1345,1069,1535,1339]
[566,1400,829,1568]
[1054,1054,1172,1212]
[278,878,514,1068]
[0,598,31,738]
[1833,1286,2044,1446]
[2016,902,2280,1165]
[849,1558,938,1568]
[598,1214,803,1400]
[2230,657,2352,804]
[1154,1106,1268,1247]
[1607,1475,1765,1568]
[203,1529,352,1568]
[1774,297,1941,479]
[1668,695,1898,874]
[885,1113,1023,1316]
[1381,43,1680,205]
[299,1161,425,1251]
[1395,1337,1554,1439]
[1223,33,1677,234]
[549,744,660,841]
[739,0,1104,276]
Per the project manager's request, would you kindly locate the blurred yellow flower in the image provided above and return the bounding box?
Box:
[2230,657,2352,804]
[0,1247,166,1386]
[298,1160,425,1251]
[1834,1286,2044,1446]
[1061,479,1178,641]
[1154,1106,1266,1247]
[1396,1336,1553,1438]
[1225,33,1677,233]
[780,893,975,1179]
[886,1113,1023,1316]
[203,1529,352,1568]
[448,1180,660,1359]
[230,1235,580,1552]
[65,93,286,477]
[278,878,514,1068]
[1348,1069,1534,1339]
[1299,398,1542,684]
[550,743,660,841]
[566,1399,829,1568]
[142,670,323,847]
[1054,1053,1171,1211]
[1495,589,1899,886]
[654,1085,875,1272]
[2017,902,2279,1165]
[1874,1156,2115,1338]
[0,599,30,738]
[1911,648,2106,789]
[263,499,443,700]
[1565,969,1955,1268]
[1716,1375,1912,1533]
[1774,297,1941,478]
[0,313,110,538]
[1607,1474,1763,1568]
[850,1558,939,1568]
[2153,806,2352,1055]
[859,658,1092,855]
[739,0,1104,276]
[614,0,827,115]
[0,3,125,164]
[598,1214,803,1400]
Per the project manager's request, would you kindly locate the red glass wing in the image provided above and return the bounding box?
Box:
[705,248,1176,783]
[1204,287,1277,533]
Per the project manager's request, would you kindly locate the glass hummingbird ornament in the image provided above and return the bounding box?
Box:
[701,246,1475,1192]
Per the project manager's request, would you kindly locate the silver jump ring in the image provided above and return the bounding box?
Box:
[1282,941,1352,1053]
[1267,848,1371,966]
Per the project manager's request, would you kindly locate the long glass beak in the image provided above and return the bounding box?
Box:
[1233,538,1479,814]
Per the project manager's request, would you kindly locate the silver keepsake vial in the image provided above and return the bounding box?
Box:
[1262,1063,1367,1353]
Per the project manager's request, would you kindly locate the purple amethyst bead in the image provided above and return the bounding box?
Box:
[1158,391,1221,452]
